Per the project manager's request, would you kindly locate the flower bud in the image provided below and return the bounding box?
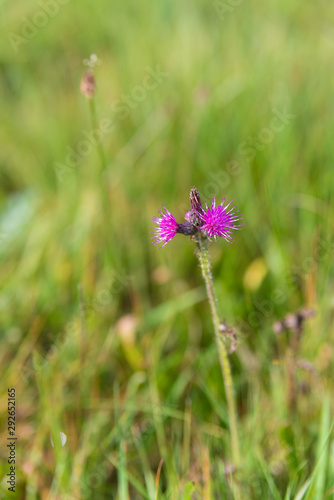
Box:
[80,70,96,98]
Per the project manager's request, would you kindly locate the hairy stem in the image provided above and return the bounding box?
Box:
[196,235,240,466]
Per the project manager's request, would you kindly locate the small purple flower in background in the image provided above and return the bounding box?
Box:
[151,205,180,247]
[198,196,243,243]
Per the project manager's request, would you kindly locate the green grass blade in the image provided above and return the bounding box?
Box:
[313,392,331,500]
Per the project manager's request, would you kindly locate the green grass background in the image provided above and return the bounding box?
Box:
[1,0,334,498]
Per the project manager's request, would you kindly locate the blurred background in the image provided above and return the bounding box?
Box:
[1,0,334,498]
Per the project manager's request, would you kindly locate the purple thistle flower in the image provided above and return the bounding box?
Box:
[151,205,198,248]
[151,205,180,248]
[198,196,243,243]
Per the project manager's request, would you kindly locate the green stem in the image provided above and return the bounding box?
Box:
[88,97,108,173]
[196,235,241,466]
[88,96,110,222]
[87,95,118,267]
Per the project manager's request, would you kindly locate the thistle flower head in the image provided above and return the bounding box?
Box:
[198,196,243,243]
[151,189,243,248]
[151,205,180,248]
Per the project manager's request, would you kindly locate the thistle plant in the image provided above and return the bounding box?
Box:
[151,187,243,466]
